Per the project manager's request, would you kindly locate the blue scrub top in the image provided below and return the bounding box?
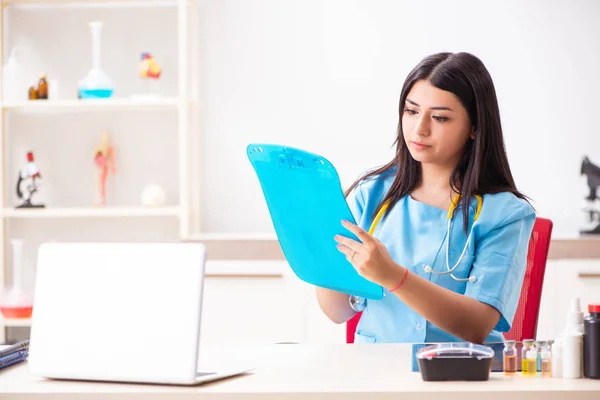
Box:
[347,168,536,344]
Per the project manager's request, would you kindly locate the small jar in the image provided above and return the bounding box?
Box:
[521,339,534,375]
[503,340,517,374]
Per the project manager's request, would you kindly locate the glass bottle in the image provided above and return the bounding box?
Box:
[526,347,538,376]
[503,340,517,374]
[541,341,552,377]
[28,85,37,100]
[37,74,48,99]
[522,339,534,375]
[535,340,546,372]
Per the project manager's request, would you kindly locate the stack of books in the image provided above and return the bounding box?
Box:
[0,340,29,370]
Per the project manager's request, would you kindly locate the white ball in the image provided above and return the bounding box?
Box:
[141,184,166,207]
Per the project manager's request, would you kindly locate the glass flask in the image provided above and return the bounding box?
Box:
[78,21,114,99]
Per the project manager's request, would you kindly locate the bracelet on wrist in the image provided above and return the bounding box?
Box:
[388,267,409,292]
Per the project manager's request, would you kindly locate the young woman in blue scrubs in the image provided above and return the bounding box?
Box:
[316,52,536,345]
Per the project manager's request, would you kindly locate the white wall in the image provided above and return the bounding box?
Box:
[200,0,600,237]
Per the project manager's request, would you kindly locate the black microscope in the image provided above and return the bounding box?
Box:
[581,156,600,234]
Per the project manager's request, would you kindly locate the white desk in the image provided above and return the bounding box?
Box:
[1,344,599,400]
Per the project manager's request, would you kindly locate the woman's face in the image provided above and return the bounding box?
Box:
[402,79,474,168]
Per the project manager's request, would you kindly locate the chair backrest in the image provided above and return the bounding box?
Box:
[503,217,553,341]
[346,217,553,343]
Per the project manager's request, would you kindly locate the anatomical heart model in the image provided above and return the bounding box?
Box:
[139,52,161,79]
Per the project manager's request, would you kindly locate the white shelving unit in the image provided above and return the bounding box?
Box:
[1,97,181,111]
[1,206,181,218]
[0,0,201,342]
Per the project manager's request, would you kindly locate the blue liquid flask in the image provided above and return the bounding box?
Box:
[78,21,114,99]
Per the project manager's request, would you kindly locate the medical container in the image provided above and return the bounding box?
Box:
[584,303,600,379]
[416,343,494,381]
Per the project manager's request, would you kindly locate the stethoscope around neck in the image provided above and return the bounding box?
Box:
[349,193,483,312]
[422,193,483,283]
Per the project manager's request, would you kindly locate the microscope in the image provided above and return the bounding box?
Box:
[581,156,600,234]
[15,151,45,209]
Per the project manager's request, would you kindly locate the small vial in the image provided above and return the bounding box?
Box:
[522,339,534,375]
[535,340,546,372]
[526,349,538,376]
[503,340,517,374]
[541,346,552,377]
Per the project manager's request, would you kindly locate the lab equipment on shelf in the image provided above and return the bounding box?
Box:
[2,47,28,103]
[78,21,114,99]
[0,239,33,319]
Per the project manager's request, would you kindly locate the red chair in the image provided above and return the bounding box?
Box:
[346,217,553,343]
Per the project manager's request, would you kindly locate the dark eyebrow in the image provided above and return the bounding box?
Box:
[406,98,453,111]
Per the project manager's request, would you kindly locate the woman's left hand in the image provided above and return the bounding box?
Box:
[334,220,405,290]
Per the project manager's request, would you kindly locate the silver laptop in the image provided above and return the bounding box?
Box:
[28,242,252,385]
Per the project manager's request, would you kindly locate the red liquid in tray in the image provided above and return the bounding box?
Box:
[0,306,33,319]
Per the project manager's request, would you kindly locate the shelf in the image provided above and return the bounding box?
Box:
[1,206,181,218]
[0,317,31,328]
[1,0,181,9]
[1,97,181,113]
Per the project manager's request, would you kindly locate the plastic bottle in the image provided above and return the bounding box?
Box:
[565,297,584,334]
[2,47,27,103]
[562,332,583,379]
[584,303,600,379]
[552,337,563,378]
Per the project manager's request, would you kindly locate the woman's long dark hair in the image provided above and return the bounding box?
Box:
[345,52,529,232]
